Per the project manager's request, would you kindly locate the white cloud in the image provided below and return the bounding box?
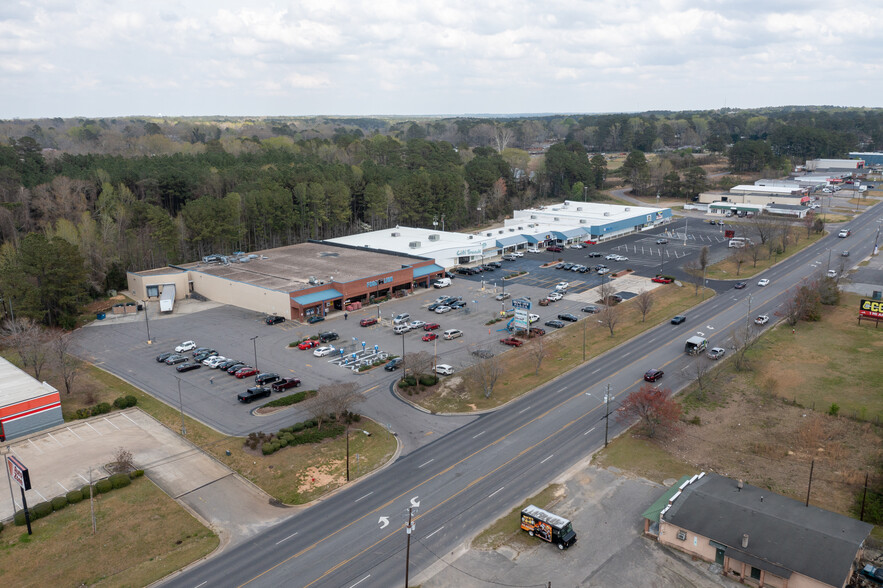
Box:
[0,0,880,117]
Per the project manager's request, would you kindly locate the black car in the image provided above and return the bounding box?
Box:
[487,261,502,269]
[226,362,247,374]
[193,350,218,362]
[841,250,850,257]
[444,271,455,279]
[307,315,325,324]
[265,315,285,325]
[165,354,187,365]
[255,372,280,385]
[176,362,201,373]
[450,300,467,309]
[237,386,271,404]
[581,305,599,314]
[218,359,240,370]
[671,315,687,325]
[558,313,578,322]
[456,267,471,275]
[428,302,443,311]
[544,320,565,328]
[384,358,402,371]
[192,347,212,356]
[442,296,461,306]
[587,252,602,258]
[156,351,175,363]
[319,331,339,343]
[561,263,573,270]
[734,282,747,289]
[578,266,590,273]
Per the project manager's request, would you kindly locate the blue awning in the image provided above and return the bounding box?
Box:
[291,288,342,306]
[496,235,528,247]
[558,227,589,239]
[413,264,444,278]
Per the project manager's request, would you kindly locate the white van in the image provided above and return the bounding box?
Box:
[393,324,411,335]
[435,364,454,375]
[443,329,462,340]
[433,278,452,289]
[393,313,410,325]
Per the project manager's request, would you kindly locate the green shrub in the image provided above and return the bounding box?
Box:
[75,408,91,419]
[291,422,305,432]
[113,396,128,409]
[95,479,113,494]
[261,390,316,408]
[261,443,274,455]
[66,490,83,504]
[130,469,144,478]
[33,501,53,519]
[13,510,29,526]
[304,419,317,429]
[828,403,840,416]
[93,402,112,416]
[109,473,131,489]
[125,395,137,407]
[0,520,3,533]
[51,496,68,511]
[81,484,96,497]
[419,374,438,386]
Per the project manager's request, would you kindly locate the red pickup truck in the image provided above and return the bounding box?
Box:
[500,337,524,347]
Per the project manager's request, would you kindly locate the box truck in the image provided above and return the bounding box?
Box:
[520,505,577,550]
[684,336,708,355]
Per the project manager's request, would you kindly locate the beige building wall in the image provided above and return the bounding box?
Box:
[188,271,291,317]
[659,521,844,588]
[127,270,190,301]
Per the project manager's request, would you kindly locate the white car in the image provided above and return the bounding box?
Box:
[755,315,770,325]
[529,313,540,323]
[555,282,569,290]
[605,254,619,260]
[511,251,524,257]
[757,278,770,287]
[175,340,197,353]
[547,292,564,301]
[826,269,837,278]
[707,347,726,360]
[443,329,462,340]
[409,320,426,329]
[615,255,629,261]
[435,364,454,375]
[568,244,583,249]
[434,305,452,314]
[204,355,226,367]
[313,346,336,357]
[597,268,610,275]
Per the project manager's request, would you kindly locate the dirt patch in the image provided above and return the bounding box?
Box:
[297,460,344,493]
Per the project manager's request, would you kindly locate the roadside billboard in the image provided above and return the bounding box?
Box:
[859,299,883,320]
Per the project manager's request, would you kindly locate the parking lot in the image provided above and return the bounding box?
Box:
[72,217,736,440]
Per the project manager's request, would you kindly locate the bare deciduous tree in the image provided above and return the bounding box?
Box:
[635,290,654,322]
[2,318,49,380]
[698,245,709,274]
[470,353,503,399]
[529,335,546,376]
[50,331,81,394]
[747,243,762,268]
[599,303,620,337]
[493,125,514,153]
[731,245,748,275]
[730,324,759,371]
[684,260,703,295]
[113,446,135,473]
[751,215,777,245]
[404,351,433,376]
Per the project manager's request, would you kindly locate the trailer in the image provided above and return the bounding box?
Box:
[684,336,708,355]
[520,505,577,550]
[159,284,176,313]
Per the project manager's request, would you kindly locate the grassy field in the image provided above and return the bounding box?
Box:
[0,477,218,587]
[704,228,824,280]
[472,484,564,550]
[414,283,713,413]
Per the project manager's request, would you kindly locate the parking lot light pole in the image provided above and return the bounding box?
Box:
[401,333,406,382]
[250,335,259,372]
[142,300,151,344]
[604,383,612,447]
[176,377,186,436]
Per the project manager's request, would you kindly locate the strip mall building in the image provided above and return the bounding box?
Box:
[0,357,63,442]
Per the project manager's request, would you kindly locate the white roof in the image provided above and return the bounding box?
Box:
[0,356,58,408]
[513,200,664,224]
[730,185,801,194]
[328,226,495,254]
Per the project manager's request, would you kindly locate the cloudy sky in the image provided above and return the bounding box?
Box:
[1,0,880,118]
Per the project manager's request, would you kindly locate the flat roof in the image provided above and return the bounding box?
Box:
[514,200,665,222]
[177,242,426,293]
[731,185,801,194]
[329,227,494,254]
[0,357,58,408]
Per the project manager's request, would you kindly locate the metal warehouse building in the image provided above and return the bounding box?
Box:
[508,200,672,242]
[329,227,498,269]
[127,242,443,322]
[0,358,63,442]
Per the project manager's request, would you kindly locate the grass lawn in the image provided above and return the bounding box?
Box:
[472,484,564,550]
[0,477,218,587]
[704,228,824,280]
[591,435,696,484]
[415,283,713,413]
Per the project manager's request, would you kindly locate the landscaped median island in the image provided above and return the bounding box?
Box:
[703,223,825,280]
[410,284,713,413]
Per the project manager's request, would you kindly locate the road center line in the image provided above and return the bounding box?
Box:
[276,532,299,545]
[540,454,554,464]
[418,459,434,469]
[354,492,374,503]
[488,487,505,498]
[424,526,444,539]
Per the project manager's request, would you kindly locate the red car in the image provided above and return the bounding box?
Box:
[271,377,301,392]
[500,337,524,347]
[547,246,563,252]
[423,322,440,331]
[643,368,664,382]
[652,276,673,284]
[422,332,438,342]
[235,366,259,379]
[298,340,319,350]
[359,317,378,327]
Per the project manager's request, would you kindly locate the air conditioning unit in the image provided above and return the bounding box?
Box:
[625,207,630,212]
[409,241,421,248]
[603,212,610,216]
[428,234,440,241]
[468,235,474,239]
[580,219,587,223]
[391,232,401,237]
[677,531,687,541]
[576,207,583,211]
[554,217,560,221]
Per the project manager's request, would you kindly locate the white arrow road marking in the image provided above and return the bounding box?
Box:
[410,496,421,508]
[378,516,389,529]
[706,325,715,330]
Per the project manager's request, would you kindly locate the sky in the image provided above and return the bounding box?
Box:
[1,0,881,119]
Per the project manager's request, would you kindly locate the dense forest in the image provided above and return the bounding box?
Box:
[0,106,880,327]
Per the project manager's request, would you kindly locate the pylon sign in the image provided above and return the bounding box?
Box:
[6,455,30,490]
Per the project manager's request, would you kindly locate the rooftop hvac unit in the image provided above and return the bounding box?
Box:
[308,276,317,285]
[603,212,610,216]
[468,235,474,239]
[409,241,421,248]
[580,219,587,223]
[428,234,440,241]
[576,207,583,211]
[554,217,559,221]
[486,232,492,237]
[530,215,537,219]
[248,254,259,259]
[624,207,630,212]
[391,232,401,237]
[509,228,515,232]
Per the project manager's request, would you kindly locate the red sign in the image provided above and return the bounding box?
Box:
[860,299,883,319]
[6,455,31,490]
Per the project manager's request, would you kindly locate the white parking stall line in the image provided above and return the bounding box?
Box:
[66,427,82,439]
[32,488,47,501]
[57,480,69,492]
[275,531,298,545]
[584,427,596,436]
[86,422,102,436]
[47,433,63,447]
[103,417,120,430]
[540,454,554,464]
[119,412,139,426]
[28,438,44,454]
[77,472,89,483]
[488,487,505,498]
[425,526,445,539]
[418,459,434,469]
[354,492,374,503]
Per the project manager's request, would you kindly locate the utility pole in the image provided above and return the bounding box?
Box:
[404,506,416,587]
[176,377,186,436]
[143,300,151,344]
[860,471,869,521]
[89,467,96,534]
[805,459,815,507]
[604,383,612,447]
[401,333,406,382]
[250,335,259,372]
[345,423,350,482]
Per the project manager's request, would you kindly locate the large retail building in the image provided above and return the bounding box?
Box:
[0,358,63,441]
